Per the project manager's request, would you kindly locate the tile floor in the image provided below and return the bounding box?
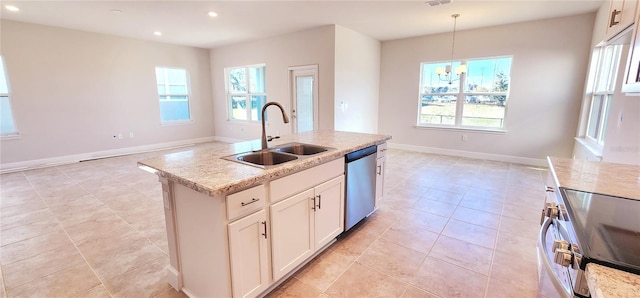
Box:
[0,144,548,297]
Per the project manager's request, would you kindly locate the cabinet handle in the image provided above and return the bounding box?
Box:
[241,198,259,206]
[261,221,267,239]
[311,196,316,211]
[610,9,621,27]
[377,165,382,175]
[316,195,321,210]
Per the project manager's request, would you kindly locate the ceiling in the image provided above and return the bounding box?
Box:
[1,1,604,49]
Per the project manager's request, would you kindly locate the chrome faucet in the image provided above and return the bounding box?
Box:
[261,102,289,150]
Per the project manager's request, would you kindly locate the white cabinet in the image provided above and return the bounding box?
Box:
[605,0,638,40]
[228,210,270,298]
[270,175,344,281]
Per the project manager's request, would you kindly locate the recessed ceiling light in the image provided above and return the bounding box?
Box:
[208,11,218,17]
[154,31,163,36]
[5,5,20,12]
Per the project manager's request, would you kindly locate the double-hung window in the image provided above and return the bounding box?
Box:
[225,64,267,121]
[418,56,512,130]
[0,55,18,137]
[585,44,622,145]
[155,67,191,123]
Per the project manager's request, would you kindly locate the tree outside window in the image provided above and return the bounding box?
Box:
[226,65,267,121]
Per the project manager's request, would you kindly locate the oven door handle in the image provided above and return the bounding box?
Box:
[538,217,574,298]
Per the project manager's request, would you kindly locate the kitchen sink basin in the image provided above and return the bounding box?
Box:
[272,142,329,155]
[232,151,298,167]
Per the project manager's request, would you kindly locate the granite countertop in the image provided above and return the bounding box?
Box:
[586,263,640,298]
[138,130,391,196]
[548,157,640,297]
[547,157,640,200]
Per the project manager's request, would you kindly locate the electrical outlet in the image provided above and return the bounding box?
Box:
[129,132,134,138]
[118,133,123,139]
[462,134,468,141]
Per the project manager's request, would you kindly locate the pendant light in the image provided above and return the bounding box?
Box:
[436,14,467,84]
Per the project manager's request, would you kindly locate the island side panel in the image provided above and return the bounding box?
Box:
[159,177,182,290]
[174,183,231,297]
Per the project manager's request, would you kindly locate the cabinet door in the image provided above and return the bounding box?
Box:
[228,210,270,298]
[313,175,345,249]
[270,189,314,281]
[375,157,386,205]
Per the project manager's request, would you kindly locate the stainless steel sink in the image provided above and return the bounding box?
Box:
[228,151,298,167]
[272,142,329,155]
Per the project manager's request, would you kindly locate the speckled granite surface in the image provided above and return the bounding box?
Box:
[138,130,391,196]
[586,263,640,298]
[548,157,640,200]
[548,157,640,296]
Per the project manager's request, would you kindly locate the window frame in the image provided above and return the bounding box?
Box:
[584,44,622,146]
[417,56,513,132]
[224,64,267,122]
[155,66,192,125]
[0,55,19,138]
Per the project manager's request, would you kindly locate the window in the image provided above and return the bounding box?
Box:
[155,67,191,123]
[418,57,512,130]
[225,64,267,121]
[0,55,18,136]
[585,44,622,145]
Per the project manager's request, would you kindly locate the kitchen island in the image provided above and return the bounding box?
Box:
[138,130,391,298]
[547,157,640,297]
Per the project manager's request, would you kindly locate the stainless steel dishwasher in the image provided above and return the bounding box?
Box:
[344,145,377,231]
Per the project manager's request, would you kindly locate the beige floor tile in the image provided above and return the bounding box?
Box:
[0,229,73,265]
[421,188,465,205]
[397,209,449,234]
[486,277,538,298]
[267,277,322,298]
[380,222,439,254]
[295,250,354,291]
[73,285,112,298]
[0,199,48,220]
[451,206,500,229]
[458,196,504,214]
[401,285,439,298]
[154,287,189,298]
[325,262,407,297]
[494,232,538,262]
[0,216,62,246]
[354,212,395,236]
[6,262,101,297]
[64,214,134,247]
[331,231,376,260]
[463,188,505,202]
[441,219,497,249]
[429,235,493,275]
[409,257,487,298]
[357,239,426,280]
[412,198,457,218]
[2,242,84,289]
[102,256,170,297]
[498,216,540,240]
[1,208,55,231]
[502,202,542,222]
[490,250,539,291]
[0,190,41,208]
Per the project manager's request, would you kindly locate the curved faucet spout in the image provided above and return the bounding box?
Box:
[261,102,289,150]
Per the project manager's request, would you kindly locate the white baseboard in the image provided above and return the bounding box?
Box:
[212,135,245,144]
[388,142,547,167]
[0,136,217,174]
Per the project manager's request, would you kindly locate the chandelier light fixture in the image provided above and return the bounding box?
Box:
[436,13,467,84]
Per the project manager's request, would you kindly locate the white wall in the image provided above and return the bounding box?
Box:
[334,25,381,134]
[0,20,214,166]
[379,13,595,162]
[210,26,336,141]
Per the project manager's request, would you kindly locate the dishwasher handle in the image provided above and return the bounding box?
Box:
[345,145,377,163]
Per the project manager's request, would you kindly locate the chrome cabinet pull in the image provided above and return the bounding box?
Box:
[316,195,321,210]
[377,165,382,175]
[311,196,316,211]
[261,221,267,239]
[241,198,259,206]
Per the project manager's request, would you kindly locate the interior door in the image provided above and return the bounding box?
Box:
[289,65,318,133]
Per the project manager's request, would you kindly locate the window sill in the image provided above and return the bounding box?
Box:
[414,125,507,134]
[161,120,193,126]
[574,137,603,158]
[1,133,22,140]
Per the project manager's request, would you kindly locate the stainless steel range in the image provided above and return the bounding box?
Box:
[537,186,640,297]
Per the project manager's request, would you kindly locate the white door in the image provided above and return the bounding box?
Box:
[313,175,345,249]
[270,188,314,280]
[289,65,318,133]
[227,210,269,298]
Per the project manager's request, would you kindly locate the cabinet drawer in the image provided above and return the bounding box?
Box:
[271,158,344,204]
[226,184,266,221]
[377,142,387,159]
